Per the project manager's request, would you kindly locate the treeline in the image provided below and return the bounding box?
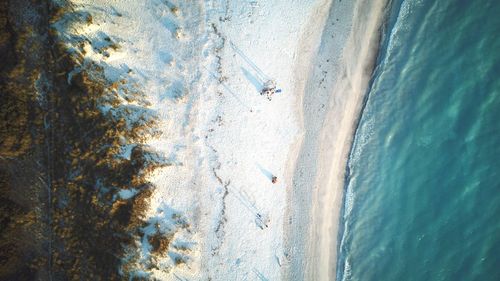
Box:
[0,1,165,280]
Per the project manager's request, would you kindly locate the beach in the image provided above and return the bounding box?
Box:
[53,0,387,279]
[3,0,498,280]
[285,0,388,280]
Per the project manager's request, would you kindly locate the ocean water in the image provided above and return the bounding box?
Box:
[337,0,500,280]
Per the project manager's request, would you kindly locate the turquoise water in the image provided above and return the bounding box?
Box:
[337,1,500,280]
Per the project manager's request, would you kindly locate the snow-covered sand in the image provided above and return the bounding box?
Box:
[56,0,387,280]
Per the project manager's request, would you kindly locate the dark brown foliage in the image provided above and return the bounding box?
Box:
[0,1,165,280]
[148,232,174,256]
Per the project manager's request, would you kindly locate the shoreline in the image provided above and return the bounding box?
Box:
[0,0,392,279]
[285,0,389,280]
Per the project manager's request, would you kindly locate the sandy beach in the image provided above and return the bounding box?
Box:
[285,0,389,280]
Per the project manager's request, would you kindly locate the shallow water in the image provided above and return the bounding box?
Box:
[337,0,500,280]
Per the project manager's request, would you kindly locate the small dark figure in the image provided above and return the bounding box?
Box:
[271,176,278,184]
[256,213,270,229]
[261,80,277,101]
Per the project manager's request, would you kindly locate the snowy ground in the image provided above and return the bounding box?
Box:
[55,0,386,280]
